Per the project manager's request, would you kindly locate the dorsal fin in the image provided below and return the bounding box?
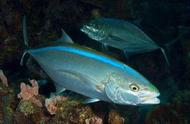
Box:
[54,29,74,44]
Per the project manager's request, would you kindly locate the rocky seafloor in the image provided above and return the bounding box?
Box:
[1,0,190,124]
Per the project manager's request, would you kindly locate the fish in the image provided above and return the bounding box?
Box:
[21,17,160,105]
[80,18,170,65]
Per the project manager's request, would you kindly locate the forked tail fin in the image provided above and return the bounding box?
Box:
[164,26,190,48]
[161,27,190,66]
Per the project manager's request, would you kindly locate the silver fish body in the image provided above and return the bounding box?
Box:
[81,18,169,64]
[23,43,160,105]
[81,18,158,53]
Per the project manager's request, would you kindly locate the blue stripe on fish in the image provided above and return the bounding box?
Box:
[30,46,146,80]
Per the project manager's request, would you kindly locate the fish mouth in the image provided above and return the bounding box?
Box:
[81,25,90,31]
[140,93,160,104]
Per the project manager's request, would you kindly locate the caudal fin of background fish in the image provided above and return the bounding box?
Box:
[161,27,190,66]
[164,27,189,48]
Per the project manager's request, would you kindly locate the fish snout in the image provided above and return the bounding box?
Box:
[80,25,88,33]
[139,92,160,104]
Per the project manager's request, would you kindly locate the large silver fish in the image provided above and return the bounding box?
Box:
[21,17,160,105]
[80,18,170,65]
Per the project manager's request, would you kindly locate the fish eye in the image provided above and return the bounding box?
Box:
[129,84,140,92]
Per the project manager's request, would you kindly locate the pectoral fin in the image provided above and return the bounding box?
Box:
[56,87,66,95]
[83,98,100,104]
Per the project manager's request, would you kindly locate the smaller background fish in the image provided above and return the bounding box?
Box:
[81,18,188,66]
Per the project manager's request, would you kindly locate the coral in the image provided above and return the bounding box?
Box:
[0,70,11,96]
[0,69,15,123]
[108,110,125,124]
[85,116,103,124]
[78,106,97,124]
[16,87,47,123]
[45,96,68,115]
[17,79,42,107]
[0,93,15,124]
[17,100,40,116]
[0,69,8,87]
[15,100,48,124]
[51,99,81,123]
[0,71,106,124]
[48,98,101,124]
[13,112,32,124]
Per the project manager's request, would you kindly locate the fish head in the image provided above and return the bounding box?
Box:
[105,73,160,105]
[80,19,108,41]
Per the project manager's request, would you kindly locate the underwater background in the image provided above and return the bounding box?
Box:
[0,0,190,124]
